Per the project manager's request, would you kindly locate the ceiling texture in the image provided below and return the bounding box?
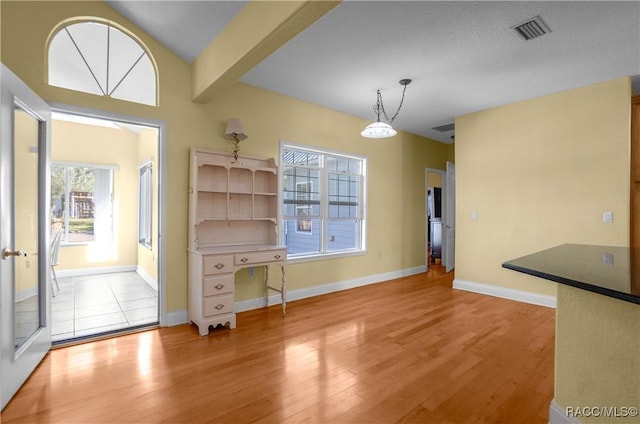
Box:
[106,1,640,144]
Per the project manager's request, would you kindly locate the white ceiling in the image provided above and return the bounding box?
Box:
[106,1,640,144]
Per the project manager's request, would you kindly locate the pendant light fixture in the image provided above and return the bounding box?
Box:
[361,78,411,139]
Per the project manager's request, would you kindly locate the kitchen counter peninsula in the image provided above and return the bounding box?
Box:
[503,244,640,424]
[502,243,640,304]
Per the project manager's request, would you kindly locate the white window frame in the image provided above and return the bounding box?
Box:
[138,160,153,249]
[51,161,117,246]
[280,141,367,262]
[47,19,158,106]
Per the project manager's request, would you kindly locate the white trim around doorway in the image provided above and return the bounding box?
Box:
[48,103,168,326]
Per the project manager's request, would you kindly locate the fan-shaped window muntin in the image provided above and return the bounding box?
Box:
[48,19,157,106]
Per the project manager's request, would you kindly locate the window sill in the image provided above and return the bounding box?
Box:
[286,249,366,264]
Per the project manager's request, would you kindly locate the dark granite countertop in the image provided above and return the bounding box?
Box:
[502,244,640,305]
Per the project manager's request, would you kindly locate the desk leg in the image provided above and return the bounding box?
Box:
[280,264,286,316]
[265,265,270,308]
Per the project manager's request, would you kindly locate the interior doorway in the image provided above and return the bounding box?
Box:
[425,168,445,270]
[50,110,163,344]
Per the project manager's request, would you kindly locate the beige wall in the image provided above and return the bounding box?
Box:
[455,77,631,297]
[427,171,442,188]
[2,1,451,312]
[52,119,140,270]
[555,285,639,423]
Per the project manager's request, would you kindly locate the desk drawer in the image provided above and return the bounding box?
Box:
[203,294,234,317]
[203,255,234,275]
[203,275,233,296]
[235,249,286,265]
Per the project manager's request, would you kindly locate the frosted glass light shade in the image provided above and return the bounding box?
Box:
[361,121,397,138]
[224,118,248,141]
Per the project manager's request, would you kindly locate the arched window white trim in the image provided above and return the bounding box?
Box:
[47,18,158,106]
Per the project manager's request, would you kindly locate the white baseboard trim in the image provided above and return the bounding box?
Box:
[164,309,188,327]
[549,400,581,424]
[136,266,158,291]
[453,279,556,308]
[165,265,428,326]
[235,265,428,313]
[56,265,137,278]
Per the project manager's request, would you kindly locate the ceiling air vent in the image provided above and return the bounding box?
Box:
[432,123,455,132]
[511,15,551,41]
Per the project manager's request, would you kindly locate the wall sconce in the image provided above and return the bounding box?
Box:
[224,118,248,161]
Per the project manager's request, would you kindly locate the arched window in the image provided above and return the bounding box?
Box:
[48,19,157,106]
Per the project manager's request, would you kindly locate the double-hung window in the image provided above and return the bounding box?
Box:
[281,143,366,259]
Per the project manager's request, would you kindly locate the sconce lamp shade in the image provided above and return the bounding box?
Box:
[361,121,397,139]
[224,118,248,141]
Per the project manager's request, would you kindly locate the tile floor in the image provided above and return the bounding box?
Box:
[52,272,158,342]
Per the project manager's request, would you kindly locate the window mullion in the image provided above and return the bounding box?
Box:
[63,167,70,242]
[64,28,106,95]
[320,156,328,254]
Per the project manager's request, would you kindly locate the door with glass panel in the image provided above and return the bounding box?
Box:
[0,64,52,410]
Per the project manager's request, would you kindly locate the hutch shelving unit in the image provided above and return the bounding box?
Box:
[188,147,286,335]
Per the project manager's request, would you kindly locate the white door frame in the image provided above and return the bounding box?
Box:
[425,167,445,271]
[49,103,168,326]
[443,161,456,273]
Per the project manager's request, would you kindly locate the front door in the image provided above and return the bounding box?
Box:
[1,64,52,410]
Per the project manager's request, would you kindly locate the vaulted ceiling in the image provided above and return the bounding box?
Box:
[106,1,640,143]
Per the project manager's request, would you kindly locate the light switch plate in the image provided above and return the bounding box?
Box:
[603,211,613,223]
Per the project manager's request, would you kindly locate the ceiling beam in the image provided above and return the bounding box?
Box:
[192,0,340,103]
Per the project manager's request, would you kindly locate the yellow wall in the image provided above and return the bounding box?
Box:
[555,285,640,423]
[455,77,631,297]
[2,1,450,312]
[427,171,442,188]
[137,128,158,283]
[52,119,139,270]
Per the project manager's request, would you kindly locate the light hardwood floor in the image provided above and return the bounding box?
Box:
[2,266,555,423]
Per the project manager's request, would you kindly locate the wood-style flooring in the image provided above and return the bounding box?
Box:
[1,266,555,423]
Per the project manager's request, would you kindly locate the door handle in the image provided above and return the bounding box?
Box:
[2,248,27,260]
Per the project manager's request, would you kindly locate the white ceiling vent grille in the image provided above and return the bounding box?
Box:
[511,15,551,41]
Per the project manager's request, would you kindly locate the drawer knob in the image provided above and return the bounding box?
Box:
[215,263,225,270]
[215,304,224,310]
[214,284,225,290]
[274,254,281,259]
[240,257,248,263]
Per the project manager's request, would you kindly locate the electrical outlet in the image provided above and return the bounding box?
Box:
[603,211,613,223]
[248,267,254,277]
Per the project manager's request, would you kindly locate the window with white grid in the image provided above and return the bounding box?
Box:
[281,143,366,259]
